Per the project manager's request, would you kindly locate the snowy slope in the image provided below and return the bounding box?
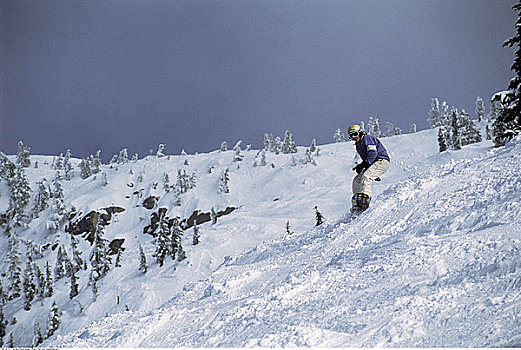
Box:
[3,129,521,347]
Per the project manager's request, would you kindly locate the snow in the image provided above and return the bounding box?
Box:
[2,129,521,347]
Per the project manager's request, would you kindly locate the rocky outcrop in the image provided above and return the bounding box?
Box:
[142,196,159,210]
[66,206,125,244]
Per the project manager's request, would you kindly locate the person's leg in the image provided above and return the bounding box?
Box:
[359,159,390,197]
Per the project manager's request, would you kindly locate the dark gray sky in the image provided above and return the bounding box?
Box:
[1,0,517,159]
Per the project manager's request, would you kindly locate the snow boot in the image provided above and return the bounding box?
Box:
[351,193,371,215]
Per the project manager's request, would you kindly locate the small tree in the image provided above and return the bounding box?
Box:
[428,98,441,128]
[333,128,345,142]
[32,179,50,218]
[16,141,31,168]
[23,259,36,310]
[193,223,200,245]
[282,129,298,154]
[46,301,61,338]
[314,206,324,226]
[475,97,486,123]
[139,244,147,274]
[219,169,230,194]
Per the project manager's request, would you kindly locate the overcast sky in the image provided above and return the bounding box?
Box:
[1,0,517,159]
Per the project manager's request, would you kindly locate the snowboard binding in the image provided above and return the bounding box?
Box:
[351,193,371,215]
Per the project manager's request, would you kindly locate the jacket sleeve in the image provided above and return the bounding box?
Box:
[365,143,378,164]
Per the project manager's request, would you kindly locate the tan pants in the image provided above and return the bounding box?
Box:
[352,159,390,198]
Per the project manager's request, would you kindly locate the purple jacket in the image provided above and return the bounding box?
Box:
[355,134,390,165]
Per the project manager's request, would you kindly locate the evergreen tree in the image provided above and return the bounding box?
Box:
[220,141,228,152]
[428,98,441,127]
[16,141,31,168]
[34,263,45,299]
[8,165,31,226]
[219,168,230,194]
[89,223,111,282]
[154,211,171,267]
[459,110,482,146]
[384,122,402,137]
[23,258,36,310]
[8,333,14,348]
[309,139,317,153]
[171,217,184,262]
[139,244,147,274]
[366,116,381,137]
[33,321,44,347]
[233,140,244,162]
[475,97,486,122]
[54,153,64,170]
[92,150,102,174]
[333,128,345,142]
[45,261,54,297]
[79,158,92,179]
[450,108,462,150]
[49,173,66,232]
[314,206,324,226]
[193,223,200,246]
[7,234,22,300]
[0,279,6,304]
[69,263,79,299]
[156,144,166,157]
[282,129,298,154]
[32,179,50,218]
[409,123,417,134]
[63,149,73,180]
[47,301,61,338]
[0,306,6,347]
[162,173,171,193]
[70,235,83,274]
[493,1,521,146]
[54,246,66,281]
[118,148,129,163]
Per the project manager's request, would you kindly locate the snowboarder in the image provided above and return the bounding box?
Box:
[348,124,390,214]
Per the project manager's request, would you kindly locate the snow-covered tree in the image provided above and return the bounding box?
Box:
[459,110,482,146]
[89,223,111,282]
[314,206,324,226]
[7,234,22,300]
[233,140,244,162]
[428,98,441,128]
[438,127,448,152]
[23,258,36,310]
[193,223,200,246]
[139,244,147,274]
[0,306,6,347]
[156,144,166,158]
[46,301,61,338]
[32,179,50,218]
[16,141,31,168]
[154,211,172,267]
[54,246,66,281]
[450,108,461,150]
[63,149,73,180]
[282,129,298,154]
[409,123,417,134]
[33,321,44,347]
[79,158,92,179]
[264,132,275,152]
[219,168,230,194]
[92,150,102,174]
[475,97,486,122]
[69,262,79,299]
[333,128,345,142]
[162,173,171,193]
[8,166,31,226]
[45,261,54,298]
[493,2,521,146]
[366,116,381,137]
[309,139,317,153]
[220,141,228,152]
[70,235,83,274]
[384,122,402,137]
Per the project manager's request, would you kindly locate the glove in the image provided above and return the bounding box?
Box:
[353,161,370,174]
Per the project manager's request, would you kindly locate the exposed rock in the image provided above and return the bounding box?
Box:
[142,196,159,210]
[108,238,125,255]
[66,206,125,244]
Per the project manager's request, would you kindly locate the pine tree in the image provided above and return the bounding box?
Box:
[23,258,36,310]
[69,263,79,299]
[32,179,50,218]
[139,244,147,274]
[0,279,6,304]
[89,223,111,282]
[333,127,345,142]
[309,139,317,153]
[193,223,200,245]
[475,97,486,122]
[8,165,31,226]
[493,1,521,146]
[314,206,324,226]
[33,321,44,347]
[7,234,22,300]
[428,98,441,127]
[118,148,129,163]
[63,149,73,180]
[171,217,184,262]
[409,123,417,134]
[8,333,14,347]
[459,110,482,146]
[450,108,461,150]
[162,173,171,193]
[233,141,244,162]
[45,261,54,297]
[220,141,228,152]
[54,246,66,281]
[282,129,298,154]
[366,116,381,137]
[154,211,171,267]
[0,306,6,347]
[80,158,92,179]
[219,168,230,194]
[70,235,83,274]
[16,141,31,168]
[46,301,61,338]
[92,150,102,174]
[34,263,45,299]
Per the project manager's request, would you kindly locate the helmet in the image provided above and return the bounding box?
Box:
[347,124,363,139]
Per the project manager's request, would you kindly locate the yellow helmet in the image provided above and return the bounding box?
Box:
[347,124,363,139]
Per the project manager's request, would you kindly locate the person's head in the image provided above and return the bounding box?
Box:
[347,124,364,142]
